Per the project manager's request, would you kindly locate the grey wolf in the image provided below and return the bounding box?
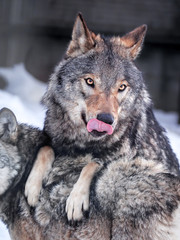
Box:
[1,13,180,240]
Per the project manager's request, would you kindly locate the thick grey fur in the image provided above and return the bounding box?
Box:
[0,15,180,240]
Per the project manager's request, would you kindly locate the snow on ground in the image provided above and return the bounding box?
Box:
[154,110,180,160]
[0,64,46,128]
[0,63,180,239]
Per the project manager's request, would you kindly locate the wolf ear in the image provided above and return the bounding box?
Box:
[0,108,18,142]
[120,25,147,60]
[66,13,95,58]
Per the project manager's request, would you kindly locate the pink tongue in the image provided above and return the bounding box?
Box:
[87,119,113,135]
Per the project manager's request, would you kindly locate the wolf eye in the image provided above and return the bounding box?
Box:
[118,84,127,92]
[85,78,95,88]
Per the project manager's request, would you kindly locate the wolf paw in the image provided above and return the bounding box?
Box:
[65,183,89,221]
[25,174,41,207]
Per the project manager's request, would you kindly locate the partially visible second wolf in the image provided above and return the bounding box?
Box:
[1,14,180,240]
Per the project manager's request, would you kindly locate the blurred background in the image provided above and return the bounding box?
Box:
[0,0,180,122]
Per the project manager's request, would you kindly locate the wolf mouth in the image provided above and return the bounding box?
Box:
[81,112,114,138]
[81,112,107,138]
[89,130,107,137]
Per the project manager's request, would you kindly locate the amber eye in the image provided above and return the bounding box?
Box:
[118,84,127,92]
[85,78,95,88]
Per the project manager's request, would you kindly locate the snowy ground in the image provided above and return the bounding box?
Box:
[0,64,180,239]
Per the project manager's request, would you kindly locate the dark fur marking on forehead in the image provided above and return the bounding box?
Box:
[99,35,116,63]
[100,35,112,47]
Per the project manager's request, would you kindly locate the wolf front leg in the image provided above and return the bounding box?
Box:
[66,162,100,221]
[0,108,21,195]
[25,146,55,206]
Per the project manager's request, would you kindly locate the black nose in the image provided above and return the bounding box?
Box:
[97,113,114,125]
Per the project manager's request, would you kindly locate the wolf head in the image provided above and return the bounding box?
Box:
[43,14,150,145]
